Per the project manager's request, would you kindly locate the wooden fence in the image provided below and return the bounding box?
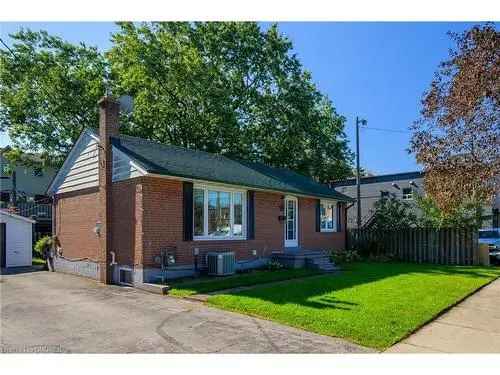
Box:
[347,227,479,265]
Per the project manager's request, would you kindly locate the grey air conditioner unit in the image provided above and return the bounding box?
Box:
[207,252,235,276]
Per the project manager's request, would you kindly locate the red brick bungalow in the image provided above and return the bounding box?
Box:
[47,97,352,285]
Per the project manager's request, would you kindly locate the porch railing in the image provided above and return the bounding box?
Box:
[0,201,52,220]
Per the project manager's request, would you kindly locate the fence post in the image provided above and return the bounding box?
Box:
[472,229,479,265]
[413,228,417,263]
[467,228,473,265]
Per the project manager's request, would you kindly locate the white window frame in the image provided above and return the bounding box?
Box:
[402,187,413,201]
[193,183,247,241]
[320,200,337,232]
[284,195,299,247]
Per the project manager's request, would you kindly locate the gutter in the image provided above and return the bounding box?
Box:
[146,172,354,203]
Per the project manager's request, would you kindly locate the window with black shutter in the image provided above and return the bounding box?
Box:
[183,182,193,241]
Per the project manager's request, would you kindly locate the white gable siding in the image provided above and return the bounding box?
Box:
[112,147,144,182]
[49,130,147,195]
[56,133,99,194]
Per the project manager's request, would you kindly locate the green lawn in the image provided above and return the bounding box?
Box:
[208,262,500,350]
[168,268,320,297]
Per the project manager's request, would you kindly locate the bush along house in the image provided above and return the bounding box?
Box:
[47,97,353,285]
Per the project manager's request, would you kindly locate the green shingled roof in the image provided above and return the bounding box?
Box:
[111,133,353,201]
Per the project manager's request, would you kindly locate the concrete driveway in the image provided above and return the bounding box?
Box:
[387,278,500,353]
[0,269,372,353]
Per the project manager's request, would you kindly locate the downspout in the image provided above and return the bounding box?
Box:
[345,202,354,250]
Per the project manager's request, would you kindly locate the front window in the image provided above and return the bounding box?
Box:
[320,200,336,232]
[402,187,413,200]
[208,190,231,236]
[193,185,246,239]
[233,192,243,236]
[194,188,205,236]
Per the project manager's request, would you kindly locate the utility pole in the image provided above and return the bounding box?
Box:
[355,116,367,230]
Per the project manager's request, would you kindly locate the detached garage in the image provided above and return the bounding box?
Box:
[0,210,35,268]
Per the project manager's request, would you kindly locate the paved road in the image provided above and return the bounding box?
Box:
[0,269,372,353]
[387,278,500,353]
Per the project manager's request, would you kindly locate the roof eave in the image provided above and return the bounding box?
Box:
[146,171,353,202]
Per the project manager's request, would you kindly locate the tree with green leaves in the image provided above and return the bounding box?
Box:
[0,29,107,166]
[108,22,352,182]
[370,197,418,231]
[416,195,485,229]
[1,23,353,183]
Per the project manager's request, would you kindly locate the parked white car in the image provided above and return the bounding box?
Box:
[479,228,500,264]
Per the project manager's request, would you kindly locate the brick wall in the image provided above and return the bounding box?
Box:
[110,179,142,265]
[138,177,344,268]
[137,177,286,267]
[54,175,346,272]
[298,197,345,250]
[54,187,100,262]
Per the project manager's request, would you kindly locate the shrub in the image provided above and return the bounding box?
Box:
[34,236,53,259]
[370,197,418,231]
[330,249,360,264]
[267,260,284,271]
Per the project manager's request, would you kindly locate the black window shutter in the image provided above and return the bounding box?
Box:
[183,182,193,241]
[336,202,342,232]
[315,199,321,232]
[247,190,255,239]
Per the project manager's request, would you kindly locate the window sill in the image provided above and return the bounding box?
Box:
[193,236,247,241]
[320,229,337,233]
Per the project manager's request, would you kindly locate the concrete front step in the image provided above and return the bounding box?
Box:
[315,265,338,273]
[305,255,338,273]
[306,258,333,264]
[272,249,337,271]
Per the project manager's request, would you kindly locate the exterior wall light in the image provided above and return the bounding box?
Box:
[94,221,102,236]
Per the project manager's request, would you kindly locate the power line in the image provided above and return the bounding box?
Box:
[362,126,412,134]
[0,38,16,58]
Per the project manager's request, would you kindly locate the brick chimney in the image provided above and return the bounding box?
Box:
[98,96,119,284]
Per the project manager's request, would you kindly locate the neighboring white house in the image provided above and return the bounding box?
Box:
[0,210,34,268]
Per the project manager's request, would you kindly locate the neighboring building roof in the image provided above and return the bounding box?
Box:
[332,171,425,187]
[110,133,353,201]
[0,209,36,224]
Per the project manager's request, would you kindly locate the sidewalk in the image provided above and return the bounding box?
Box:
[387,278,500,353]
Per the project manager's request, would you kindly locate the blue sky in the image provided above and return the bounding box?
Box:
[0,22,478,174]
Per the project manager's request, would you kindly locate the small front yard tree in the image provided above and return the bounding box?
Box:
[360,197,417,257]
[410,24,499,217]
[370,197,417,231]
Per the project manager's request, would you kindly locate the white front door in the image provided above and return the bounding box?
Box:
[284,196,298,247]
